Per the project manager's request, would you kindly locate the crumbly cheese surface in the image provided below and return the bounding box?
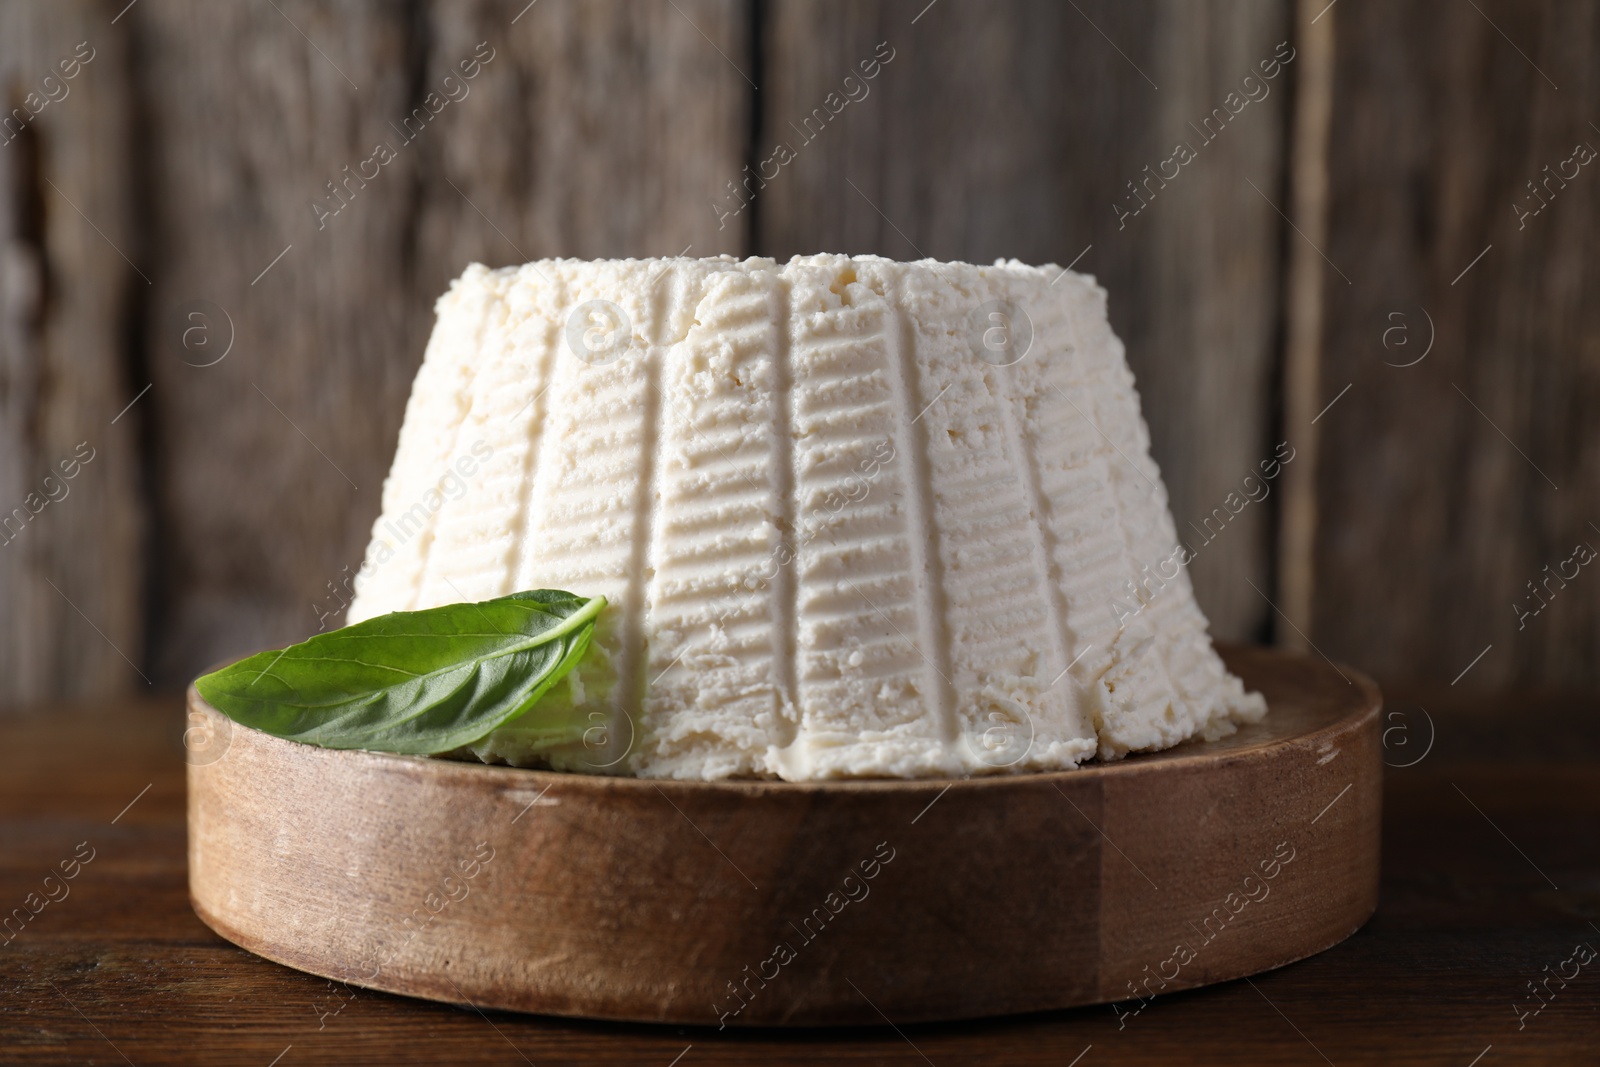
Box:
[347,255,1267,780]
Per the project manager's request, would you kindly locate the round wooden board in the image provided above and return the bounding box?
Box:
[185,644,1381,1027]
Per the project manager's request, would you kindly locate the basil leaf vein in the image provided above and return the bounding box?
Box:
[194,589,607,755]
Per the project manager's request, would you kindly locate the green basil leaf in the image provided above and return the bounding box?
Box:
[194,589,607,755]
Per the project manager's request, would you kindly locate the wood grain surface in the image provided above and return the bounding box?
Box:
[4,679,1599,1062]
[185,645,1380,1026]
[0,0,144,702]
[131,0,420,687]
[131,0,750,689]
[1311,0,1600,689]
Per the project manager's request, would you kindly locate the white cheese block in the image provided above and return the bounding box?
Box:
[347,255,1267,780]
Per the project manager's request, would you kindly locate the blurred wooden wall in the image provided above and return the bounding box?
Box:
[0,0,1590,703]
[1309,0,1600,691]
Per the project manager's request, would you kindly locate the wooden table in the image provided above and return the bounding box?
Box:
[2,690,1596,1065]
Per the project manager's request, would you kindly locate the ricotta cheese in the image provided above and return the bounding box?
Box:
[347,255,1267,780]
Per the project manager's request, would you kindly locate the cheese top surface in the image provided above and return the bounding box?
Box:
[347,254,1266,780]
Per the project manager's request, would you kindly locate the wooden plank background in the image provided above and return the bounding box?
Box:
[0,1,143,702]
[0,0,1591,702]
[1310,0,1600,690]
[129,0,747,685]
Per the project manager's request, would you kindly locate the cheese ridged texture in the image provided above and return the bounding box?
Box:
[347,254,1266,780]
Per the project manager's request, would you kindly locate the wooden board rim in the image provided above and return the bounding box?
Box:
[186,644,1383,1027]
